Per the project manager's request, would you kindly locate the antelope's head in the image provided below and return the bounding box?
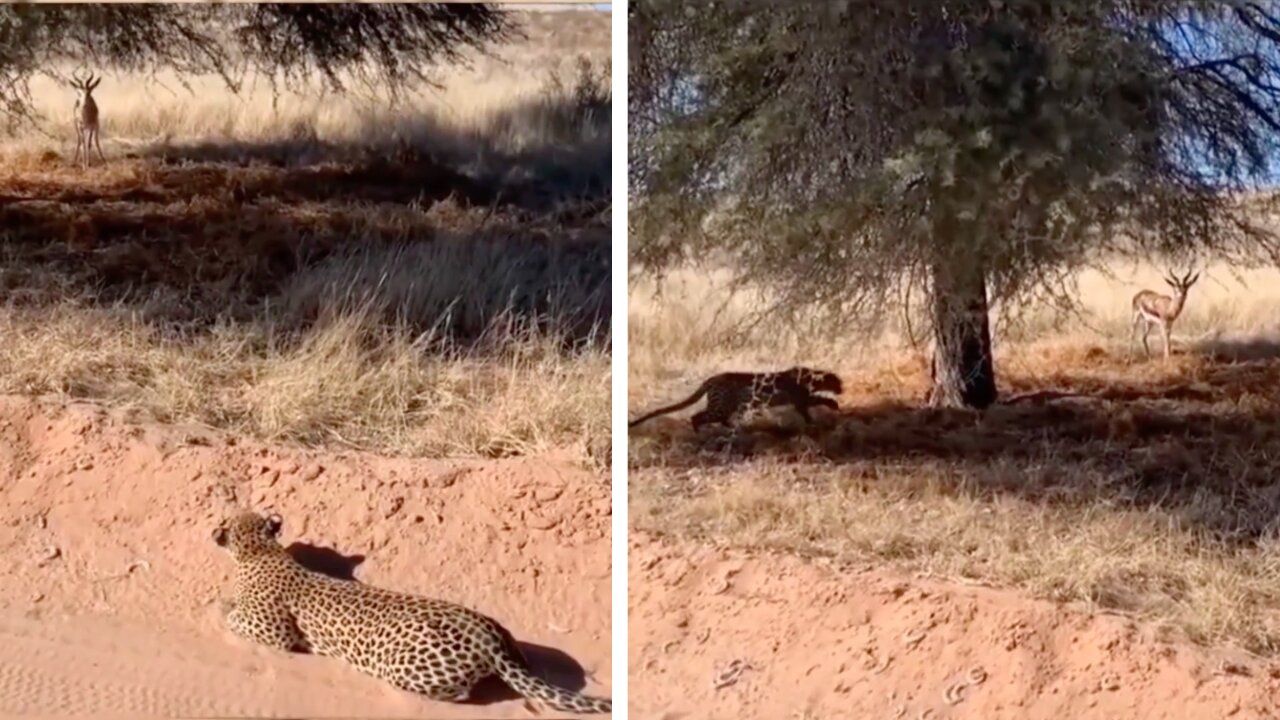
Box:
[70,71,101,109]
[1162,269,1200,298]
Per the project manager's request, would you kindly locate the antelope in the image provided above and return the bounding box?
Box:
[1131,268,1200,360]
[70,71,104,168]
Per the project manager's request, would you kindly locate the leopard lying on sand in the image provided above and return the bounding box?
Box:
[213,511,610,714]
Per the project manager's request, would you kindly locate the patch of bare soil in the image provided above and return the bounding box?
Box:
[629,532,1280,720]
[0,396,610,718]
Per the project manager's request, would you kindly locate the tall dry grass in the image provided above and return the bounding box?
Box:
[630,258,1280,652]
[0,301,609,460]
[0,10,611,464]
[13,11,608,146]
[629,260,1280,391]
[12,14,610,204]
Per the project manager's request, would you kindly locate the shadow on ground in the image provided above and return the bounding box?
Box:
[287,541,367,581]
[630,349,1280,542]
[0,139,610,345]
[1192,330,1280,362]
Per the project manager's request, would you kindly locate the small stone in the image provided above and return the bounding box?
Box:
[433,469,464,488]
[533,486,564,503]
[525,512,560,531]
[36,546,60,566]
[214,484,237,503]
[383,496,404,519]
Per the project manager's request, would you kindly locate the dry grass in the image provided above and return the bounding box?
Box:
[629,260,1280,653]
[0,10,610,464]
[0,302,608,460]
[9,11,609,153]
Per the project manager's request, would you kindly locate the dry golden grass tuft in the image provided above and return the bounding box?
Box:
[0,303,608,460]
[630,261,1280,653]
[0,10,610,465]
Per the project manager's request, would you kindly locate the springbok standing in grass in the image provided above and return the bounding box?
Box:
[70,71,104,168]
[1131,268,1200,360]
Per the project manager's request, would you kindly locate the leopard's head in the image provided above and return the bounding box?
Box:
[213,511,284,559]
[790,367,843,396]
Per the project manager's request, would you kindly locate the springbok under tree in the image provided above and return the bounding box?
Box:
[1131,269,1200,360]
[70,71,103,168]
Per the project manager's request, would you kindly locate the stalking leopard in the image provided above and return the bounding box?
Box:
[213,511,611,714]
[629,366,843,431]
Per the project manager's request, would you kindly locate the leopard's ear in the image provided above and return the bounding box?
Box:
[265,513,283,537]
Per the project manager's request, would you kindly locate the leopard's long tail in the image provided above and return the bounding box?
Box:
[494,635,611,714]
[628,380,710,428]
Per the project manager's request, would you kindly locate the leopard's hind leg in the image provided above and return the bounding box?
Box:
[692,407,739,432]
[691,410,719,432]
[223,600,306,652]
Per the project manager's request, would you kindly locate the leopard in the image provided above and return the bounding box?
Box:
[628,366,843,431]
[212,511,611,714]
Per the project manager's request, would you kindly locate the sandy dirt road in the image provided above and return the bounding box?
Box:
[629,532,1279,720]
[0,396,611,718]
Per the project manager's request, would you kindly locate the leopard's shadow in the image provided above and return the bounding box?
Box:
[286,541,365,580]
[284,541,592,705]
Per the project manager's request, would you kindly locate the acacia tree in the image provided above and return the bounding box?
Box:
[631,0,1280,408]
[0,3,514,123]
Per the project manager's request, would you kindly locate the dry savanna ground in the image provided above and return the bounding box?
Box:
[630,259,1280,658]
[0,9,611,465]
[629,260,1280,717]
[0,10,612,717]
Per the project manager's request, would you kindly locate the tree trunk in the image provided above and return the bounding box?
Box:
[927,258,997,410]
